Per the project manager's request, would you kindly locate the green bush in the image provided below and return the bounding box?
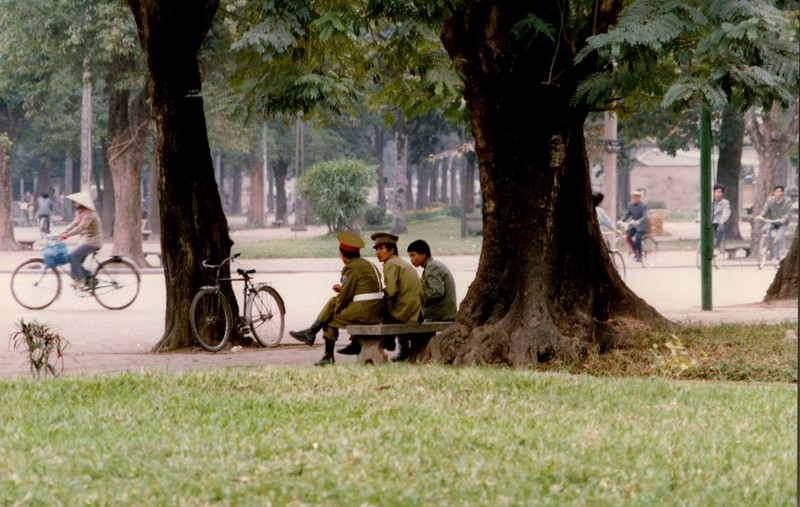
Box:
[298,159,375,232]
[648,200,667,209]
[364,205,389,226]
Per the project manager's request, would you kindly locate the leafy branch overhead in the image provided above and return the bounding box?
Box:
[575,0,799,113]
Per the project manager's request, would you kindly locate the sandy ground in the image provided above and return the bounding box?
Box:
[1,218,796,378]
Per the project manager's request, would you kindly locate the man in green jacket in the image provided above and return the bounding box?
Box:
[338,231,424,356]
[758,185,794,261]
[289,232,382,366]
[390,239,459,362]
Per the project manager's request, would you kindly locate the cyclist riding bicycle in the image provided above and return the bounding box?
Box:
[36,192,55,235]
[758,185,793,261]
[619,190,649,262]
[58,191,103,288]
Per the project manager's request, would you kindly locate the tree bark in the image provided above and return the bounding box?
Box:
[107,78,149,267]
[231,163,242,215]
[430,2,664,366]
[127,0,237,352]
[374,124,386,209]
[99,140,115,239]
[0,138,20,250]
[145,153,160,236]
[392,117,409,234]
[765,230,798,301]
[416,162,430,209]
[716,106,744,241]
[246,142,265,227]
[273,158,288,223]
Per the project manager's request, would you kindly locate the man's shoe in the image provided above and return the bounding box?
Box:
[314,354,335,366]
[391,352,410,363]
[70,279,84,289]
[289,329,316,346]
[337,341,362,355]
[381,337,396,351]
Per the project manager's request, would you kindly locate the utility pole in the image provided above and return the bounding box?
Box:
[602,111,618,220]
[699,105,713,310]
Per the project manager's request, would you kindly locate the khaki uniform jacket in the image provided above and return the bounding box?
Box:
[382,254,423,324]
[62,210,103,249]
[319,257,382,328]
[421,258,457,322]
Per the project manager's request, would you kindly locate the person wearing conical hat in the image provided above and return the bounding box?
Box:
[58,191,103,289]
[289,232,383,366]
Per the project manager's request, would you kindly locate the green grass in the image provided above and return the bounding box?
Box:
[235,216,483,258]
[1,367,795,506]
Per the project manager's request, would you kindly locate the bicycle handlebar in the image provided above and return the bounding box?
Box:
[201,252,243,270]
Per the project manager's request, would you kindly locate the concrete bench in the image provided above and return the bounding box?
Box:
[18,240,36,250]
[142,229,152,240]
[345,321,452,364]
[271,221,284,228]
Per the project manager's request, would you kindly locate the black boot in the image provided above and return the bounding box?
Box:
[290,320,323,346]
[337,340,362,355]
[315,339,335,366]
[391,338,411,362]
[381,337,396,351]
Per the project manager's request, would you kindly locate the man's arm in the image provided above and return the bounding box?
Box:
[720,199,731,224]
[423,263,447,303]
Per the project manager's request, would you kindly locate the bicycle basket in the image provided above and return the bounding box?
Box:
[42,242,70,268]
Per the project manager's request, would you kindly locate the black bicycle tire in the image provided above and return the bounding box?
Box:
[190,288,232,352]
[248,285,285,347]
[92,258,141,310]
[11,258,61,310]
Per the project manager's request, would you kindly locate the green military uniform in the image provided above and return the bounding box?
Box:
[381,254,424,324]
[318,257,382,340]
[420,257,457,321]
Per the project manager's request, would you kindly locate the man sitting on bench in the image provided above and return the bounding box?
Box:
[390,239,459,362]
[289,232,382,366]
[338,232,424,357]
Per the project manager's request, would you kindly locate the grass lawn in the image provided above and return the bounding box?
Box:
[1,366,796,506]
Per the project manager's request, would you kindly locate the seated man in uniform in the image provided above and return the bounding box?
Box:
[338,232,424,356]
[289,232,382,366]
[393,239,459,362]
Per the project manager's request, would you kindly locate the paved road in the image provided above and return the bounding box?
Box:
[1,220,795,377]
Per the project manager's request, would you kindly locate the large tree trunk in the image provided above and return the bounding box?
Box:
[145,153,160,236]
[430,2,664,367]
[0,139,20,250]
[416,162,431,209]
[231,163,242,215]
[765,230,798,301]
[392,118,409,234]
[128,0,237,352]
[716,106,744,241]
[99,141,115,239]
[107,79,149,267]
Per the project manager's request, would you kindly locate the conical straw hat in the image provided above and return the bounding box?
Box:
[66,191,96,211]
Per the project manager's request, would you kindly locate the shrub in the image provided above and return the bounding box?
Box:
[407,202,448,222]
[298,159,375,232]
[364,205,388,226]
[9,319,68,378]
[648,200,667,209]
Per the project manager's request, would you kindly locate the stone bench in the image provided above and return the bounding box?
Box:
[345,321,452,364]
[18,240,36,250]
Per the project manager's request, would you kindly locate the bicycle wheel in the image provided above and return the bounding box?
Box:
[247,285,285,347]
[92,258,141,310]
[190,288,232,352]
[757,235,770,270]
[11,259,61,310]
[611,250,626,281]
[640,237,658,268]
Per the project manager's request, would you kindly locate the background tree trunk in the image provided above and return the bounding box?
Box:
[392,118,409,234]
[107,81,149,267]
[246,143,265,227]
[273,159,288,223]
[128,0,237,352]
[764,230,798,301]
[146,153,161,236]
[231,164,242,214]
[716,106,744,241]
[0,139,20,250]
[100,145,115,239]
[430,1,663,366]
[374,125,386,208]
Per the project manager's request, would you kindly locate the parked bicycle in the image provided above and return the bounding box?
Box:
[757,217,785,270]
[11,237,141,310]
[613,229,658,268]
[602,231,626,280]
[189,253,285,352]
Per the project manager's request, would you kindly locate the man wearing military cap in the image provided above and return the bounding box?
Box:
[289,232,383,366]
[338,231,424,355]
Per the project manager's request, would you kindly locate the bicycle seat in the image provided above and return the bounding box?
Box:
[237,268,256,276]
